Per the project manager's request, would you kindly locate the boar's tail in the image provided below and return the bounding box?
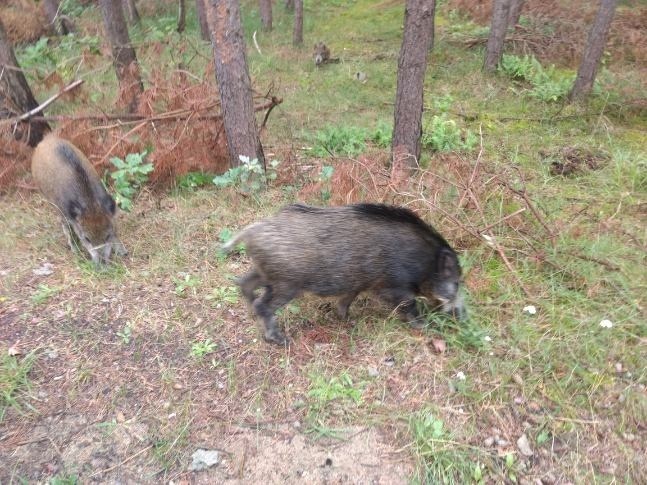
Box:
[220,223,260,253]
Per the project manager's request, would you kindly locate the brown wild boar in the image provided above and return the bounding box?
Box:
[223,203,465,345]
[31,135,126,265]
[313,42,339,66]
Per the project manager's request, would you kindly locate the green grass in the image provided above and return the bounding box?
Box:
[0,351,38,422]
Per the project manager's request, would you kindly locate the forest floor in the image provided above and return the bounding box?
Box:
[1,0,646,483]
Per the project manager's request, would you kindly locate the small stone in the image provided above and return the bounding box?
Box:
[615,362,623,373]
[293,420,301,429]
[173,383,183,390]
[483,437,495,447]
[514,396,524,405]
[496,438,510,447]
[367,366,379,378]
[541,475,556,485]
[37,390,48,399]
[622,432,635,442]
[189,449,220,471]
[46,349,59,359]
[33,262,54,276]
[517,433,534,457]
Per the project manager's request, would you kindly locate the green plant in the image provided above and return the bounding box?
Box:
[207,286,239,306]
[212,156,279,193]
[311,125,368,157]
[173,274,201,297]
[409,409,476,484]
[500,54,576,102]
[31,284,60,305]
[176,171,215,190]
[370,120,392,148]
[117,323,133,344]
[50,474,79,485]
[190,339,217,359]
[1,351,37,422]
[307,370,363,413]
[109,151,153,212]
[318,165,334,203]
[422,114,477,152]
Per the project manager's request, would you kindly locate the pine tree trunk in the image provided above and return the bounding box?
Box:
[43,0,74,35]
[100,0,143,113]
[122,0,140,25]
[285,0,294,11]
[484,0,511,72]
[507,0,525,28]
[259,0,272,31]
[177,0,187,33]
[391,0,435,171]
[196,0,210,41]
[569,0,617,101]
[293,0,303,45]
[206,0,265,168]
[0,20,50,147]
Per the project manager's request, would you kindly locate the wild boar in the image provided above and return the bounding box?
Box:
[223,203,465,345]
[31,134,126,265]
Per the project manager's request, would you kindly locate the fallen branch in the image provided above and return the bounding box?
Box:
[0,79,84,126]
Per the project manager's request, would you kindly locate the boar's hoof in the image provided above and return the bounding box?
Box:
[264,328,289,346]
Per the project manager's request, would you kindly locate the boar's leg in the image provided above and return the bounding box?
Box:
[336,291,359,320]
[381,288,426,329]
[252,282,299,346]
[237,269,266,305]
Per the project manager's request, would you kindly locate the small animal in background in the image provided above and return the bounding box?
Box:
[31,134,127,266]
[223,203,465,345]
[313,42,340,67]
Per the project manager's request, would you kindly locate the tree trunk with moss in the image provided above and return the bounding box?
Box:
[260,0,272,31]
[177,0,187,33]
[196,0,210,40]
[293,0,303,45]
[0,19,50,146]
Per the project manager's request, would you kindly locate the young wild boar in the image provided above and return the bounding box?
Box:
[313,42,339,66]
[31,135,126,266]
[223,203,465,345]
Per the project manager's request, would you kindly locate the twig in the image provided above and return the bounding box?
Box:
[88,444,153,478]
[252,31,263,56]
[0,79,84,126]
[480,207,527,233]
[260,96,281,131]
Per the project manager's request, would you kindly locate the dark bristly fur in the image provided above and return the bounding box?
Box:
[224,203,465,345]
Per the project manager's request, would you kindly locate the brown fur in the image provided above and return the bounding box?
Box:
[31,134,125,265]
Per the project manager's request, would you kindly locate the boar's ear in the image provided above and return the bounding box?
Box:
[67,200,83,220]
[437,247,460,278]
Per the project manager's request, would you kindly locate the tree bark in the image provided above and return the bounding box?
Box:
[484,0,512,72]
[293,0,303,45]
[206,0,265,168]
[100,0,143,113]
[391,0,435,171]
[122,0,141,25]
[42,0,75,35]
[259,0,272,31]
[0,19,50,146]
[507,0,525,28]
[196,0,210,40]
[569,0,617,101]
[285,0,294,11]
[177,0,187,32]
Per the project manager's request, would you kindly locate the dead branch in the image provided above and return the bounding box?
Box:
[0,79,84,126]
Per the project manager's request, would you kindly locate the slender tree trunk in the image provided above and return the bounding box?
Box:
[391,0,435,171]
[0,20,50,146]
[42,0,75,35]
[569,0,617,101]
[177,0,186,32]
[196,0,210,40]
[484,0,512,72]
[285,0,294,11]
[507,0,525,28]
[206,0,265,168]
[99,0,143,113]
[122,0,141,25]
[293,0,303,45]
[259,0,272,31]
